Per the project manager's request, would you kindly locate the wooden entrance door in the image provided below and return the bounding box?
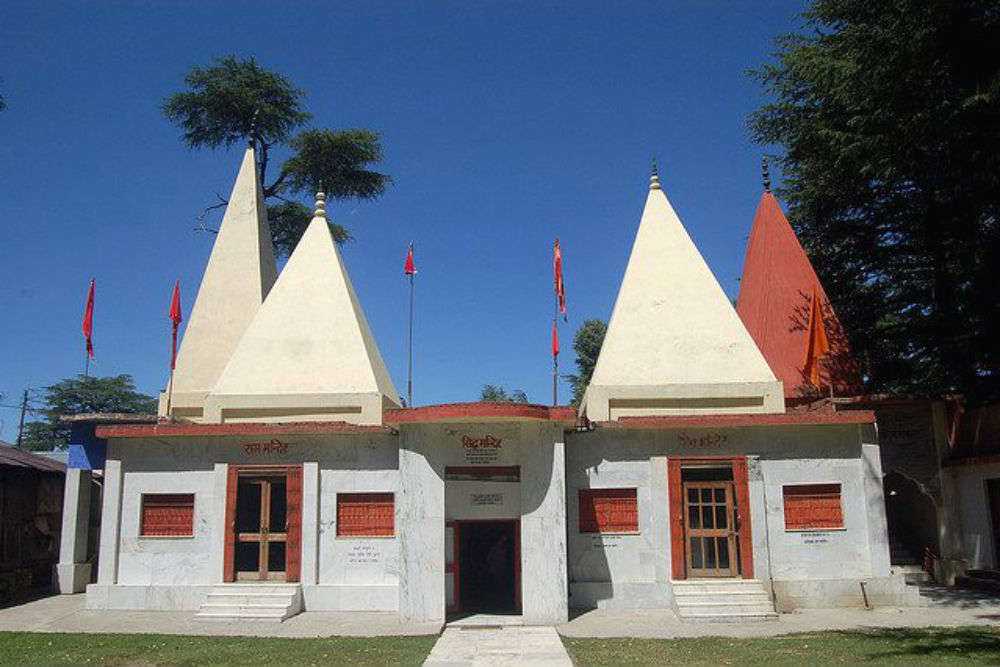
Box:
[235,475,288,581]
[683,481,738,577]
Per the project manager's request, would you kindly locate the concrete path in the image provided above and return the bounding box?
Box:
[560,594,1000,639]
[424,626,572,666]
[0,594,440,638]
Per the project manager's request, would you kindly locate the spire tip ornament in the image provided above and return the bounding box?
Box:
[314,190,326,218]
[649,157,661,190]
[762,157,772,192]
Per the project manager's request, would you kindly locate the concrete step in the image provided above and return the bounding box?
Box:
[672,579,777,623]
[673,593,773,606]
[675,602,777,615]
[681,611,779,623]
[195,584,303,622]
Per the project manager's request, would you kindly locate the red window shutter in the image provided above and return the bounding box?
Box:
[783,484,843,530]
[140,494,194,536]
[285,466,303,582]
[579,489,638,533]
[337,493,395,537]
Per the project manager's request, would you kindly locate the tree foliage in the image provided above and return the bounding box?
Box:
[479,385,529,403]
[749,0,1000,401]
[22,375,156,451]
[564,319,607,407]
[162,56,389,256]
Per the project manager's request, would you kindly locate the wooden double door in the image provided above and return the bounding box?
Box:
[682,481,739,578]
[224,466,302,582]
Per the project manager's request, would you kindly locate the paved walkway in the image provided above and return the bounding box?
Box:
[559,588,1000,639]
[424,626,572,666]
[0,594,440,638]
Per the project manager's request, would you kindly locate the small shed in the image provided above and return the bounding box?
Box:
[0,443,65,603]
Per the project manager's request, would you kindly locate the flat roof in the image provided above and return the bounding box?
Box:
[95,421,392,439]
[595,409,875,430]
[384,402,577,424]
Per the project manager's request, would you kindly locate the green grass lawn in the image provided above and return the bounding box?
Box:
[0,632,438,666]
[562,627,1000,665]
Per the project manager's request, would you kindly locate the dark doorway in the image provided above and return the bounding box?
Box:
[883,471,939,565]
[988,479,1000,567]
[234,475,287,581]
[458,521,519,614]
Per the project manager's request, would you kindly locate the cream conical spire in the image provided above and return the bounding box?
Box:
[164,146,278,418]
[582,170,784,421]
[206,190,400,424]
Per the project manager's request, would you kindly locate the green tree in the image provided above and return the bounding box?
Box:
[479,385,529,403]
[564,319,607,407]
[162,56,389,256]
[749,0,1000,400]
[21,375,156,451]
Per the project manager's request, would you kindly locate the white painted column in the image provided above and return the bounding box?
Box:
[97,459,123,585]
[748,456,774,583]
[397,427,445,623]
[520,425,569,625]
[56,468,92,593]
[301,462,320,586]
[209,463,228,582]
[649,456,671,588]
[862,443,892,577]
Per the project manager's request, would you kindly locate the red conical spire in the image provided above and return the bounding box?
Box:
[736,186,861,399]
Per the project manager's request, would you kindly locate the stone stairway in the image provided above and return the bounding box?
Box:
[195,584,303,622]
[672,579,778,623]
[892,563,932,586]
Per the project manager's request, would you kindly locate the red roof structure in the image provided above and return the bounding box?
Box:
[736,190,861,399]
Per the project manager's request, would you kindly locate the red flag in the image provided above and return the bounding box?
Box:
[551,320,560,358]
[802,286,831,387]
[81,279,95,359]
[169,280,183,370]
[404,243,416,276]
[553,239,567,318]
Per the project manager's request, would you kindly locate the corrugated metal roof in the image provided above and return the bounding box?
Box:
[0,444,66,473]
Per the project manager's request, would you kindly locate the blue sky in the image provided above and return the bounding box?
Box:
[0,1,803,439]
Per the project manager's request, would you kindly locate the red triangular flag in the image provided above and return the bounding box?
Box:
[802,286,831,387]
[81,279,95,359]
[169,280,183,370]
[553,239,567,318]
[552,320,560,358]
[404,243,416,276]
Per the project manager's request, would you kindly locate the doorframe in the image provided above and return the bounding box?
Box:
[668,457,753,580]
[223,464,303,583]
[448,518,521,614]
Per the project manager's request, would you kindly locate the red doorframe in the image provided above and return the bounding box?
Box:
[223,464,303,583]
[447,518,521,614]
[668,457,754,580]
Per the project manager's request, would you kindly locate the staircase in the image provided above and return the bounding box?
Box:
[195,584,303,622]
[672,579,778,623]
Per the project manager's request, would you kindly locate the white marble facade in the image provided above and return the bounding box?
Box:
[86,418,911,619]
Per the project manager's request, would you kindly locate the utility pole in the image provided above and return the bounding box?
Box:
[15,390,28,449]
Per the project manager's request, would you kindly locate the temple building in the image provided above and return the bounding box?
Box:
[734,175,1000,587]
[56,149,917,624]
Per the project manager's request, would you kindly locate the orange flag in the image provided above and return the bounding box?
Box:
[802,286,831,387]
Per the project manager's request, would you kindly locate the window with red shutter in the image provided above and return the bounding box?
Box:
[140,493,195,537]
[336,493,395,537]
[783,484,843,530]
[578,488,638,534]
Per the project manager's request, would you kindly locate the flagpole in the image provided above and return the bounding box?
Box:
[552,313,558,407]
[407,269,414,408]
[84,355,90,379]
